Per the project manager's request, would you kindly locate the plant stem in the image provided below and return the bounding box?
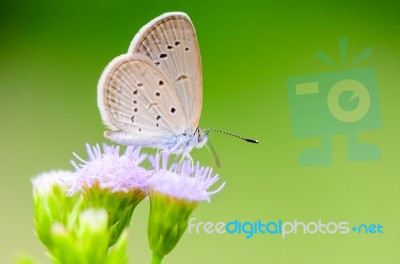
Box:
[150,253,164,264]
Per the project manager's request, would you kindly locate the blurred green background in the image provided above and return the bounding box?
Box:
[1,0,399,263]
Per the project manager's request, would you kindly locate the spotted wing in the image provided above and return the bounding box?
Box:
[97,54,186,147]
[128,12,202,133]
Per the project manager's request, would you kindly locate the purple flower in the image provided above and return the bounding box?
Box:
[68,143,152,195]
[148,152,225,202]
[68,143,153,246]
[146,153,224,262]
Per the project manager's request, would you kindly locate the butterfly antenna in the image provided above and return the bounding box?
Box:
[205,141,222,168]
[205,128,259,144]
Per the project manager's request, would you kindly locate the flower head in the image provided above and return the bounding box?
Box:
[69,143,151,195]
[147,152,225,262]
[148,152,225,202]
[68,143,152,246]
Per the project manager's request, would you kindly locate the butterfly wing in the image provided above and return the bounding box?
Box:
[128,12,202,133]
[98,54,186,148]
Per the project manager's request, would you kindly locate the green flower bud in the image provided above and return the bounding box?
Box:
[48,209,128,264]
[148,191,198,262]
[82,185,146,246]
[32,170,80,249]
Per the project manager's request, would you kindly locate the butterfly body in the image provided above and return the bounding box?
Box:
[98,12,207,154]
[105,127,208,153]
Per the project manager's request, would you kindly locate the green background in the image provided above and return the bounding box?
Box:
[1,0,399,263]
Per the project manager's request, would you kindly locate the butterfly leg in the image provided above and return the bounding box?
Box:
[180,151,193,165]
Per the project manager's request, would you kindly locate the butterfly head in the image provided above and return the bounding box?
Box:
[196,128,209,149]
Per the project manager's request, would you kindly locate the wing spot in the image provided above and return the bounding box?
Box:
[160,53,167,59]
[133,90,138,95]
[138,128,142,132]
[167,45,173,49]
[134,108,138,112]
[155,92,160,97]
[155,61,160,66]
[156,123,159,127]
[185,47,189,51]
[131,116,135,123]
[137,83,143,87]
[159,80,164,86]
[175,41,180,46]
[156,115,161,120]
[177,74,188,81]
[171,107,176,114]
[133,100,137,104]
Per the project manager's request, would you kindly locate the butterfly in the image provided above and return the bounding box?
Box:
[97,12,258,157]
